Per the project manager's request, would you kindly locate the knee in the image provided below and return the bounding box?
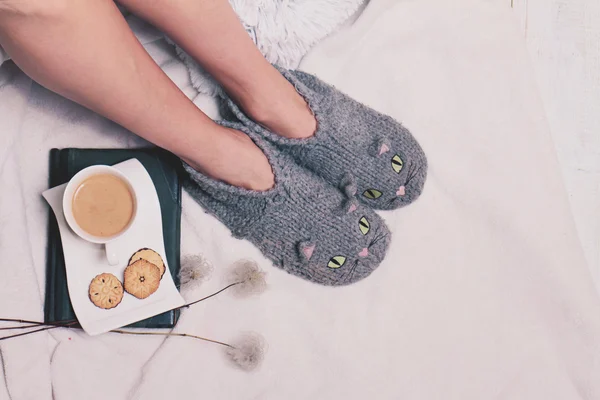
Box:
[0,0,70,18]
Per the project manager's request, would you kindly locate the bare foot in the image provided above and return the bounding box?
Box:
[183,126,275,191]
[232,68,317,140]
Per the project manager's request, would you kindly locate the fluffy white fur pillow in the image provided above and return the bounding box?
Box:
[172,0,366,95]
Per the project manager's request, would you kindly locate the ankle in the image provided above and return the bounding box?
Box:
[230,69,316,140]
[246,93,317,140]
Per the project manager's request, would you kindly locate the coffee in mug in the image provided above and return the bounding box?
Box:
[72,174,135,238]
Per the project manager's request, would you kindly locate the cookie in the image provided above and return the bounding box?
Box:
[128,248,166,278]
[88,273,124,309]
[124,259,161,299]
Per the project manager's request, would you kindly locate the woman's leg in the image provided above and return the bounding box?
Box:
[116,0,316,140]
[0,0,273,190]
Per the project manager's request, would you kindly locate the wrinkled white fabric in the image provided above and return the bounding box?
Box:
[1,1,599,399]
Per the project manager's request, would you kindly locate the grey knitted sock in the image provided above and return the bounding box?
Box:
[224,68,428,210]
[183,121,391,286]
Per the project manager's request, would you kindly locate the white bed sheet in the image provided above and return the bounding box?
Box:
[1,0,599,399]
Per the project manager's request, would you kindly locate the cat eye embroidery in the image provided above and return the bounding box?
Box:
[392,154,404,174]
[363,189,382,199]
[327,256,346,269]
[359,217,370,235]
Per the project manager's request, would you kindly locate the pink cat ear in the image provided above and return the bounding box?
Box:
[345,198,359,214]
[301,244,316,260]
[369,137,392,157]
[379,143,390,155]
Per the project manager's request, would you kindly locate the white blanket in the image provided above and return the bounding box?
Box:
[2,0,600,399]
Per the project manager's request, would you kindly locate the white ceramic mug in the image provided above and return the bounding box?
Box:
[63,165,138,266]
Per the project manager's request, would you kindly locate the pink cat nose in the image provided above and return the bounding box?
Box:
[396,186,406,197]
[358,247,369,257]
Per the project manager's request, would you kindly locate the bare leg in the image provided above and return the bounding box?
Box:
[116,0,316,139]
[0,0,273,190]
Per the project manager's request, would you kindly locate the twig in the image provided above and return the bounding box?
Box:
[0,318,76,326]
[0,321,78,342]
[0,324,40,331]
[0,281,244,341]
[111,330,233,348]
[0,321,234,350]
[180,282,241,309]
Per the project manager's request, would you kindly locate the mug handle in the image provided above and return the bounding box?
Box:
[105,241,119,266]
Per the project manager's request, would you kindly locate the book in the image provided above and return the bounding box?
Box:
[45,148,182,328]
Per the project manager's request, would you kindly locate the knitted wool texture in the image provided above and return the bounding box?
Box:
[225,68,428,210]
[183,121,391,286]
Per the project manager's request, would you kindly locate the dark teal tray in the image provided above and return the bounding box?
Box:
[45,148,182,328]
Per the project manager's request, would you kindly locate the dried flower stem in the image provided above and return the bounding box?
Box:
[180,282,241,309]
[111,329,234,348]
[0,324,40,331]
[0,317,76,326]
[0,279,247,341]
[0,319,232,347]
[0,321,78,341]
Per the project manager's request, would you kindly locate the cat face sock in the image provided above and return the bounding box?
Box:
[224,68,428,210]
[183,121,391,286]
